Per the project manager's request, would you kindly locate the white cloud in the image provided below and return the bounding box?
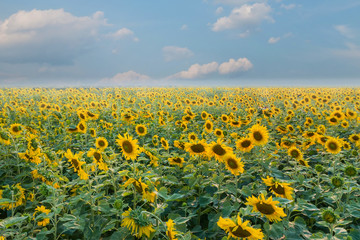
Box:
[332,42,360,59]
[180,24,188,30]
[268,37,280,44]
[107,28,138,41]
[162,46,194,62]
[99,71,151,86]
[0,9,107,64]
[212,3,273,32]
[334,25,354,39]
[280,4,296,10]
[215,7,224,15]
[168,57,253,79]
[168,62,219,79]
[218,58,253,74]
[214,0,264,5]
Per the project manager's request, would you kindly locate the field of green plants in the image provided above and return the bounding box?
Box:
[0,87,360,240]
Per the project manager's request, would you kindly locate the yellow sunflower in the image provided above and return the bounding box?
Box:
[236,137,254,152]
[223,153,244,176]
[135,124,147,136]
[121,208,155,238]
[287,146,303,160]
[0,183,25,210]
[64,149,89,180]
[168,157,185,167]
[248,124,269,146]
[116,133,140,160]
[9,123,23,136]
[89,128,96,138]
[325,137,342,154]
[214,128,224,138]
[204,120,213,133]
[0,131,11,145]
[166,219,179,240]
[217,215,264,240]
[348,133,360,143]
[298,158,310,167]
[77,121,87,134]
[188,132,198,142]
[161,137,169,150]
[207,139,233,162]
[185,140,208,157]
[246,193,286,222]
[87,148,108,171]
[95,137,108,151]
[262,176,294,200]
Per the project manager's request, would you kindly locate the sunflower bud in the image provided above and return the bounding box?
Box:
[331,176,344,188]
[322,209,336,224]
[344,165,357,177]
[315,164,324,173]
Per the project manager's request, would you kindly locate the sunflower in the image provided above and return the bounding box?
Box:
[248,124,269,146]
[327,116,339,126]
[123,177,156,203]
[64,149,89,180]
[217,215,264,240]
[204,120,213,133]
[207,139,233,161]
[95,137,108,151]
[201,111,208,120]
[349,133,360,143]
[161,137,169,150]
[0,183,25,210]
[223,153,244,176]
[174,140,186,150]
[77,121,87,134]
[87,148,108,171]
[325,137,342,154]
[89,128,96,137]
[236,137,254,152]
[214,128,224,138]
[287,146,303,160]
[185,140,208,157]
[9,123,22,136]
[135,124,147,136]
[152,135,159,146]
[121,208,155,238]
[116,133,140,160]
[221,114,229,122]
[246,193,286,222]
[168,157,185,167]
[0,131,11,145]
[166,219,179,240]
[262,176,294,200]
[188,132,198,142]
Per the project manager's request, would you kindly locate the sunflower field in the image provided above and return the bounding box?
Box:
[0,87,360,240]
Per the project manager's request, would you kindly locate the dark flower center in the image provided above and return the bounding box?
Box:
[138,127,145,133]
[94,152,101,161]
[212,144,226,156]
[290,149,300,158]
[98,140,105,147]
[190,144,205,153]
[227,158,238,169]
[123,140,134,153]
[253,131,263,141]
[328,142,338,150]
[172,157,182,163]
[272,184,285,195]
[206,123,211,129]
[256,202,275,215]
[241,140,251,148]
[231,226,251,238]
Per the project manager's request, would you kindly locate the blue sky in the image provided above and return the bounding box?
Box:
[0,0,359,87]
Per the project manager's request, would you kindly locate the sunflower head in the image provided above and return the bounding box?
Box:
[236,137,254,152]
[325,137,342,154]
[344,165,357,177]
[9,124,23,136]
[223,153,244,176]
[135,124,147,136]
[248,124,269,146]
[207,139,232,161]
[322,209,336,224]
[95,137,108,150]
[116,133,140,160]
[246,193,286,222]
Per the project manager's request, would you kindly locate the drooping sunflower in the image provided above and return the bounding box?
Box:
[166,219,179,240]
[77,121,87,134]
[87,148,108,171]
[161,137,169,150]
[248,124,269,146]
[262,176,294,200]
[135,124,147,136]
[64,149,89,180]
[207,139,233,162]
[217,215,264,240]
[185,139,208,157]
[236,137,254,152]
[0,183,25,210]
[0,130,11,145]
[121,208,155,239]
[246,193,286,222]
[223,153,244,176]
[287,146,303,160]
[325,137,342,154]
[168,157,185,167]
[116,133,140,160]
[204,120,213,133]
[9,123,23,136]
[95,137,108,151]
[297,158,309,167]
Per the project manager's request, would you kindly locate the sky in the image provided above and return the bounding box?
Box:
[0,0,360,87]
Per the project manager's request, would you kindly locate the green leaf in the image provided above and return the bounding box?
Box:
[199,196,212,207]
[0,216,29,228]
